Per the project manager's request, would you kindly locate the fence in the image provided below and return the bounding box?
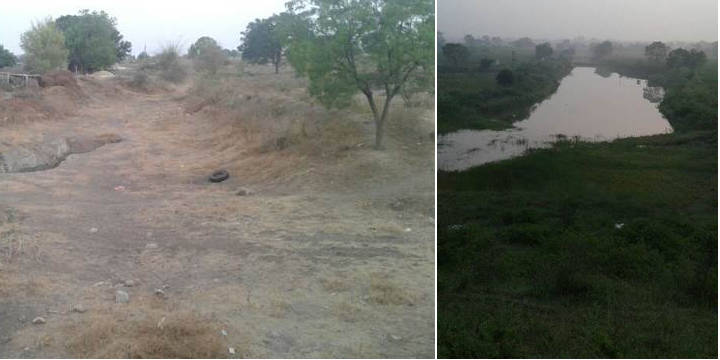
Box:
[0,72,41,87]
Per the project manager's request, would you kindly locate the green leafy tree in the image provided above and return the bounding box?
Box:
[645,41,668,62]
[239,16,286,73]
[55,10,131,72]
[188,36,219,58]
[442,43,470,68]
[667,48,706,69]
[20,18,69,73]
[512,37,535,48]
[285,0,434,149]
[592,40,613,59]
[478,58,494,71]
[137,51,149,60]
[535,42,553,59]
[463,34,475,47]
[496,69,514,86]
[0,45,17,68]
[558,47,575,60]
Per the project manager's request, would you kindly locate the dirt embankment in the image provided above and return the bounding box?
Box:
[0,64,434,358]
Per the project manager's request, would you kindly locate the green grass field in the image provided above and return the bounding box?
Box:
[438,50,718,358]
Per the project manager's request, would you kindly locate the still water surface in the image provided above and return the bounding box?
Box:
[438,67,673,171]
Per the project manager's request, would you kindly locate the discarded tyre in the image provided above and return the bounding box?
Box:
[209,170,229,183]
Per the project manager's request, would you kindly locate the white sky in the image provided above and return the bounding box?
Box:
[439,0,718,43]
[0,0,288,55]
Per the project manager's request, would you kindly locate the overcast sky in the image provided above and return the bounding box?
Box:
[439,0,718,43]
[1,0,288,55]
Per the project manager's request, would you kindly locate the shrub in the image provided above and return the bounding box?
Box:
[193,44,226,75]
[156,43,187,83]
[0,45,17,68]
[20,18,69,73]
[496,69,514,86]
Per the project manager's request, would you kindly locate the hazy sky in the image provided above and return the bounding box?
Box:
[1,0,288,55]
[439,0,718,42]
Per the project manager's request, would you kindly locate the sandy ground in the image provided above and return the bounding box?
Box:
[0,73,435,358]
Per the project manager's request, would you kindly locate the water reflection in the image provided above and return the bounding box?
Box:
[438,67,673,171]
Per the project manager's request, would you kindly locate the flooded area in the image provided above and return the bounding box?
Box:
[438,67,673,171]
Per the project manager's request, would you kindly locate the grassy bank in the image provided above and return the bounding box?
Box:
[438,54,571,134]
[438,56,717,357]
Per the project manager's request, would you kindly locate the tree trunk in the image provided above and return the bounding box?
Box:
[363,91,393,150]
[274,61,279,74]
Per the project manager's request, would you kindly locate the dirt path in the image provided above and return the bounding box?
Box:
[0,78,434,358]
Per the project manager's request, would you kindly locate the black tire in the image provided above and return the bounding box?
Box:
[209,170,229,183]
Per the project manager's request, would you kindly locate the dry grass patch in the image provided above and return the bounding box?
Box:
[65,296,227,358]
[333,301,361,322]
[320,276,351,293]
[368,273,416,306]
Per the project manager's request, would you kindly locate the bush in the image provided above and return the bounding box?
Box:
[156,43,187,83]
[129,71,150,90]
[20,18,69,74]
[496,69,514,86]
[193,44,226,75]
[0,45,17,68]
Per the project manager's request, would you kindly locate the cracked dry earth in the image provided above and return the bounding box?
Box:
[0,79,435,358]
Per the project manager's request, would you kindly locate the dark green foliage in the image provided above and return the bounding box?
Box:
[495,69,514,86]
[0,45,16,68]
[592,40,613,59]
[443,43,470,68]
[534,42,553,59]
[137,51,149,60]
[512,37,535,48]
[478,58,494,71]
[645,41,668,62]
[438,54,571,133]
[659,63,717,132]
[239,16,285,73]
[55,10,131,72]
[667,48,707,69]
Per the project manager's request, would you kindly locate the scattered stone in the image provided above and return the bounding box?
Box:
[404,227,412,232]
[221,329,228,336]
[71,304,86,313]
[228,347,236,355]
[115,290,130,303]
[113,185,126,191]
[145,231,153,238]
[157,316,166,329]
[23,347,30,352]
[89,227,98,233]
[32,317,46,325]
[145,242,159,249]
[390,334,402,341]
[154,288,167,299]
[235,188,252,196]
[615,223,625,230]
[124,279,135,287]
[93,281,106,287]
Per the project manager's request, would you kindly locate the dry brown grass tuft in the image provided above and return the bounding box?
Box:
[65,297,227,358]
[368,273,416,306]
[333,301,361,322]
[320,276,351,293]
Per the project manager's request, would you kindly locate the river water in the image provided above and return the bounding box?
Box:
[438,67,673,171]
